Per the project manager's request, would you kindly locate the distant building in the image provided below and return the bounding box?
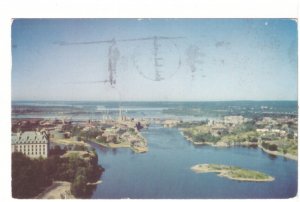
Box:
[256,128,269,133]
[118,107,128,122]
[262,117,277,125]
[163,119,181,128]
[102,128,118,143]
[11,131,49,158]
[210,124,228,136]
[224,116,245,125]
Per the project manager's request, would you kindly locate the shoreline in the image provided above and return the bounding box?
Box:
[181,132,297,161]
[87,180,102,186]
[258,145,298,161]
[89,139,148,153]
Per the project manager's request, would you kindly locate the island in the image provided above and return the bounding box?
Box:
[191,164,275,182]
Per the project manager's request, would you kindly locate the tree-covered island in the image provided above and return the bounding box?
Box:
[191,164,274,182]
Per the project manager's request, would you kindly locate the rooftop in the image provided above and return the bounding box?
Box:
[12,131,48,144]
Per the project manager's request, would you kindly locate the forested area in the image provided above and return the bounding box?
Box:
[12,151,104,198]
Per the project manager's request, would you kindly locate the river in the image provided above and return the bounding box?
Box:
[90,124,297,199]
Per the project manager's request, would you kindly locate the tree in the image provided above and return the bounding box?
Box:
[12,152,50,198]
[268,144,278,151]
[261,141,269,149]
[283,148,287,154]
[12,152,34,198]
[249,137,258,143]
[287,132,294,139]
[12,149,104,199]
[73,144,85,151]
[49,145,66,156]
[71,168,88,197]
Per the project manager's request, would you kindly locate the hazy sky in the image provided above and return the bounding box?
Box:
[12,19,297,101]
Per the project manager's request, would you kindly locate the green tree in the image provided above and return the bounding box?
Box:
[12,152,50,198]
[71,168,88,198]
[268,144,278,151]
[287,132,294,139]
[283,148,287,154]
[249,137,258,143]
[12,149,104,199]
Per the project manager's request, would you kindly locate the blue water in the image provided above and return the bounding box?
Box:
[91,125,297,199]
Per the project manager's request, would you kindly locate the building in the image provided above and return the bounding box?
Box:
[256,128,269,133]
[11,131,49,158]
[101,128,118,143]
[163,119,181,128]
[224,116,245,125]
[210,123,228,136]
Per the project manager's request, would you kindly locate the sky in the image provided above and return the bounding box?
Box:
[11,19,297,101]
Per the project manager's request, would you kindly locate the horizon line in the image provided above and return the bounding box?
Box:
[11,99,298,102]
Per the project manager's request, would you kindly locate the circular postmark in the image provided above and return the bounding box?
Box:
[132,38,181,81]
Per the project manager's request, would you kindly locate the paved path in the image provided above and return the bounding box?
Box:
[36,181,75,199]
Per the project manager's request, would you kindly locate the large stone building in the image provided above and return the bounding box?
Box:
[11,131,49,158]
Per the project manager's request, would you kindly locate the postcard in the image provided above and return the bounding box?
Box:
[11,18,297,199]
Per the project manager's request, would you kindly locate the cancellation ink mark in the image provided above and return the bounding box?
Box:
[132,36,183,81]
[186,45,205,79]
[55,36,183,85]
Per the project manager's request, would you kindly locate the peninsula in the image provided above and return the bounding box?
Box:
[87,117,149,153]
[163,115,298,161]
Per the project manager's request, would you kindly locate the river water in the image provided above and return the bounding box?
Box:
[90,125,297,199]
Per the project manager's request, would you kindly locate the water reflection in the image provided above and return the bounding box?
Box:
[267,154,278,160]
[112,148,118,155]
